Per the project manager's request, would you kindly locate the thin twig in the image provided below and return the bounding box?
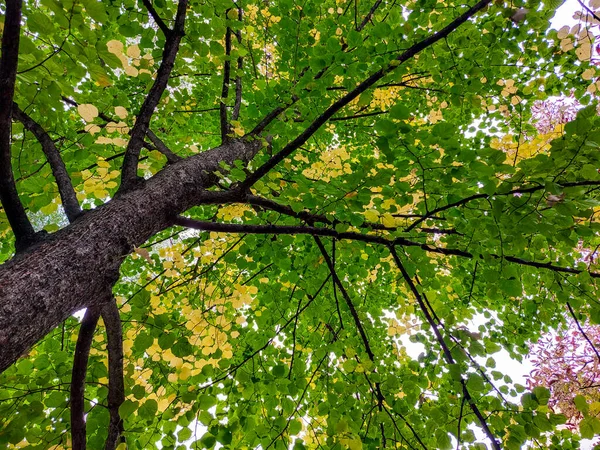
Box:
[389,247,501,450]
[141,0,171,36]
[567,302,600,364]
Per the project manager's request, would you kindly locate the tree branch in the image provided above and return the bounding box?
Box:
[12,103,82,222]
[71,307,101,450]
[357,0,383,31]
[240,0,492,189]
[314,237,374,359]
[576,0,600,23]
[405,180,600,231]
[220,23,234,143]
[0,0,37,251]
[567,302,600,364]
[389,247,501,450]
[101,300,125,450]
[141,0,171,37]
[246,194,455,234]
[174,216,600,279]
[314,236,427,450]
[63,96,181,164]
[120,0,188,191]
[145,129,183,164]
[232,8,244,122]
[249,101,295,136]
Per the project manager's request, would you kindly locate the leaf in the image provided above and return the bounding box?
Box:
[574,395,589,414]
[389,103,410,120]
[580,417,595,439]
[374,119,396,136]
[77,104,99,122]
[139,399,158,419]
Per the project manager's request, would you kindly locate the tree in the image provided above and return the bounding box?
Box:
[1,0,600,448]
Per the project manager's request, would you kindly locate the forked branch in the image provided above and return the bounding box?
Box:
[314,236,427,450]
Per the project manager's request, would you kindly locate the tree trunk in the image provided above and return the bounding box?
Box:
[0,139,261,372]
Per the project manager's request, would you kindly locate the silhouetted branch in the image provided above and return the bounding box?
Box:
[12,103,82,222]
[220,23,233,142]
[174,215,600,279]
[357,0,383,31]
[249,95,301,136]
[141,0,171,37]
[314,236,427,450]
[389,247,501,450]
[314,237,374,359]
[405,180,600,231]
[567,302,600,364]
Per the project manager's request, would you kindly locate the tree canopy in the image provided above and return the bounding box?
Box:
[1,0,600,448]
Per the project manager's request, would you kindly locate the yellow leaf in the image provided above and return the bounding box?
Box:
[107,40,124,55]
[364,209,379,222]
[557,25,570,39]
[583,68,596,80]
[126,44,141,58]
[576,43,591,61]
[560,38,574,52]
[124,65,139,77]
[85,124,101,135]
[78,104,99,123]
[114,106,128,119]
[382,213,396,228]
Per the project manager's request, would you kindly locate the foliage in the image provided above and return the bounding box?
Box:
[1,0,600,449]
[529,317,600,436]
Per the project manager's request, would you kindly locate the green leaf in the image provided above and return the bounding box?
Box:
[389,103,410,120]
[574,395,589,414]
[139,399,158,419]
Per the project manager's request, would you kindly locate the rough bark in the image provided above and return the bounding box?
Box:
[102,300,125,450]
[71,307,102,450]
[0,138,262,373]
[0,0,37,250]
